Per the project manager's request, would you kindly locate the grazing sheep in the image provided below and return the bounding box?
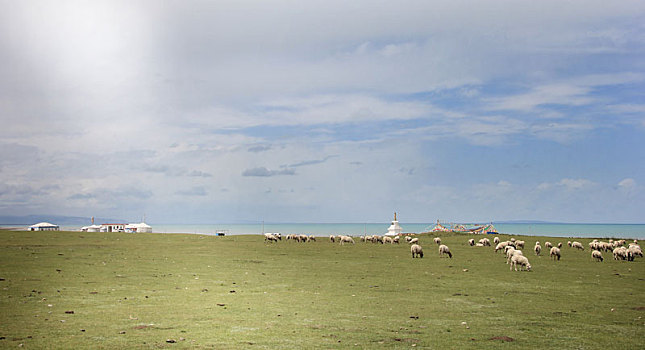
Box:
[613,247,627,260]
[510,238,516,243]
[568,241,572,247]
[264,233,278,242]
[393,236,400,244]
[468,239,475,246]
[545,242,553,250]
[360,236,365,242]
[516,240,525,249]
[506,248,523,265]
[557,242,562,248]
[591,250,603,262]
[494,242,507,252]
[339,235,355,245]
[479,238,491,246]
[308,235,316,242]
[383,236,393,244]
[411,244,424,258]
[534,243,542,256]
[510,255,532,271]
[475,243,484,247]
[494,236,500,245]
[571,241,584,250]
[434,237,442,245]
[299,234,309,242]
[627,245,642,260]
[550,247,561,260]
[329,235,337,243]
[364,235,373,243]
[375,236,384,244]
[439,244,452,258]
[405,236,412,243]
[409,238,419,245]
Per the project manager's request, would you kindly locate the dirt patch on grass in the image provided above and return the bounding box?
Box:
[489,336,514,342]
[133,325,152,330]
[632,306,645,311]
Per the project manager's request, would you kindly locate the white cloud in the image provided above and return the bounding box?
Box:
[557,178,597,191]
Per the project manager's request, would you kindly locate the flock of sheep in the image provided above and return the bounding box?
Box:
[264,232,642,272]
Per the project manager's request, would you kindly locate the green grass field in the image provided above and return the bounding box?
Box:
[0,230,643,349]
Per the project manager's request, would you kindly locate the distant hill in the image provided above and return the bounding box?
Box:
[0,215,125,226]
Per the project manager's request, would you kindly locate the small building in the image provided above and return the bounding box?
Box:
[29,222,60,231]
[385,212,403,236]
[80,225,101,232]
[124,222,152,233]
[100,223,125,232]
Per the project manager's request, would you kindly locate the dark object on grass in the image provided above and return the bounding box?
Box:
[489,336,514,342]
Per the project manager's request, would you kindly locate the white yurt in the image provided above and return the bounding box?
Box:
[125,222,152,233]
[80,225,101,232]
[29,222,60,231]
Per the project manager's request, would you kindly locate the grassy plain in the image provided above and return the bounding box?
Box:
[0,229,643,349]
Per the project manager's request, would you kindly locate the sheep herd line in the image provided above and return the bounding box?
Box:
[263,233,642,272]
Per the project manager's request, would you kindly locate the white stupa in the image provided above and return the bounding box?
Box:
[386,212,403,236]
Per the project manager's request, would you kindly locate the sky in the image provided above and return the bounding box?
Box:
[1,0,644,224]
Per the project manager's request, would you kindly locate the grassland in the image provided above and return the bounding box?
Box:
[0,229,643,349]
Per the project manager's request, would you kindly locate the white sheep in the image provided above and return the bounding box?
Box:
[493,236,500,245]
[339,235,355,245]
[613,247,627,260]
[393,236,400,244]
[478,238,491,246]
[627,245,642,260]
[433,237,442,245]
[515,240,525,249]
[409,238,419,245]
[411,244,424,258]
[383,236,394,244]
[405,236,412,243]
[468,239,475,246]
[494,242,507,253]
[438,244,452,258]
[307,235,316,242]
[510,254,532,271]
[545,241,553,250]
[567,241,572,247]
[534,243,541,256]
[591,250,603,262]
[475,243,484,247]
[550,247,561,260]
[557,242,563,248]
[264,233,278,242]
[571,241,584,250]
[506,248,523,264]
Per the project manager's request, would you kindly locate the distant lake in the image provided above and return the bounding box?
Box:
[139,223,645,239]
[5,222,643,239]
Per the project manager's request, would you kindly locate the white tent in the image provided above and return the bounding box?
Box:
[29,222,59,231]
[124,222,152,233]
[80,225,101,232]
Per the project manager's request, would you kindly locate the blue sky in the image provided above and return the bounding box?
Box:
[1,0,644,223]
